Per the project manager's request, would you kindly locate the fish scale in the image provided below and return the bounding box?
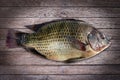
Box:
[23,20,88,61]
[7,19,110,61]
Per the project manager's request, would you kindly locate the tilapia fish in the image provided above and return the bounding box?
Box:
[6,19,111,61]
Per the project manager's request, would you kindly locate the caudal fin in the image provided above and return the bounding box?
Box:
[6,29,26,48]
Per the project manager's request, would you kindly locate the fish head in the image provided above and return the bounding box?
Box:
[87,28,111,52]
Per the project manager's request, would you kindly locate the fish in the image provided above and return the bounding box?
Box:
[6,19,111,62]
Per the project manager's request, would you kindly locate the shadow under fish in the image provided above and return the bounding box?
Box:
[6,19,111,62]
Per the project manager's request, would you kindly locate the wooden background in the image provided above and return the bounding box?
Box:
[0,0,120,80]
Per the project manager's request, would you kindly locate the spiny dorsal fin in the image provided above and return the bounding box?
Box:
[25,24,42,32]
[25,19,85,32]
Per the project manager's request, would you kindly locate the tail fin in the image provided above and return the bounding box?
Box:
[6,29,26,48]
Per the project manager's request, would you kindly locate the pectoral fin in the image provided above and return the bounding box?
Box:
[67,36,86,51]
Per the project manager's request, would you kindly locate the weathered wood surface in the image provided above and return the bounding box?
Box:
[0,75,120,80]
[0,7,119,18]
[0,51,119,65]
[0,65,120,74]
[0,18,120,28]
[0,0,120,7]
[0,0,120,80]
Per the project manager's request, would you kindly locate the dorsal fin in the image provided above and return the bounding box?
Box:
[25,24,42,32]
[25,19,85,32]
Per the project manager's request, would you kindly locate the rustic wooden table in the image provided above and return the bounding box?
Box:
[0,0,120,80]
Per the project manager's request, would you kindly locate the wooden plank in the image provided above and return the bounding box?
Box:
[0,65,120,74]
[0,75,120,80]
[0,18,119,28]
[0,51,119,65]
[0,0,120,7]
[0,7,120,18]
[0,0,119,80]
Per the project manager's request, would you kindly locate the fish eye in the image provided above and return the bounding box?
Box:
[89,33,93,36]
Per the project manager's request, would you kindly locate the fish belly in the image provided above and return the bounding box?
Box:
[34,40,84,61]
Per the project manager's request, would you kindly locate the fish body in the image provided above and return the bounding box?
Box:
[6,19,111,61]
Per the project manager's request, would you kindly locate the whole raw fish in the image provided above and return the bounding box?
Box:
[6,19,111,62]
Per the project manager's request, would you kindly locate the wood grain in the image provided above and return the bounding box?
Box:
[0,7,119,18]
[0,51,119,65]
[0,0,120,79]
[0,18,120,28]
[0,0,120,7]
[0,75,120,80]
[0,65,120,74]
